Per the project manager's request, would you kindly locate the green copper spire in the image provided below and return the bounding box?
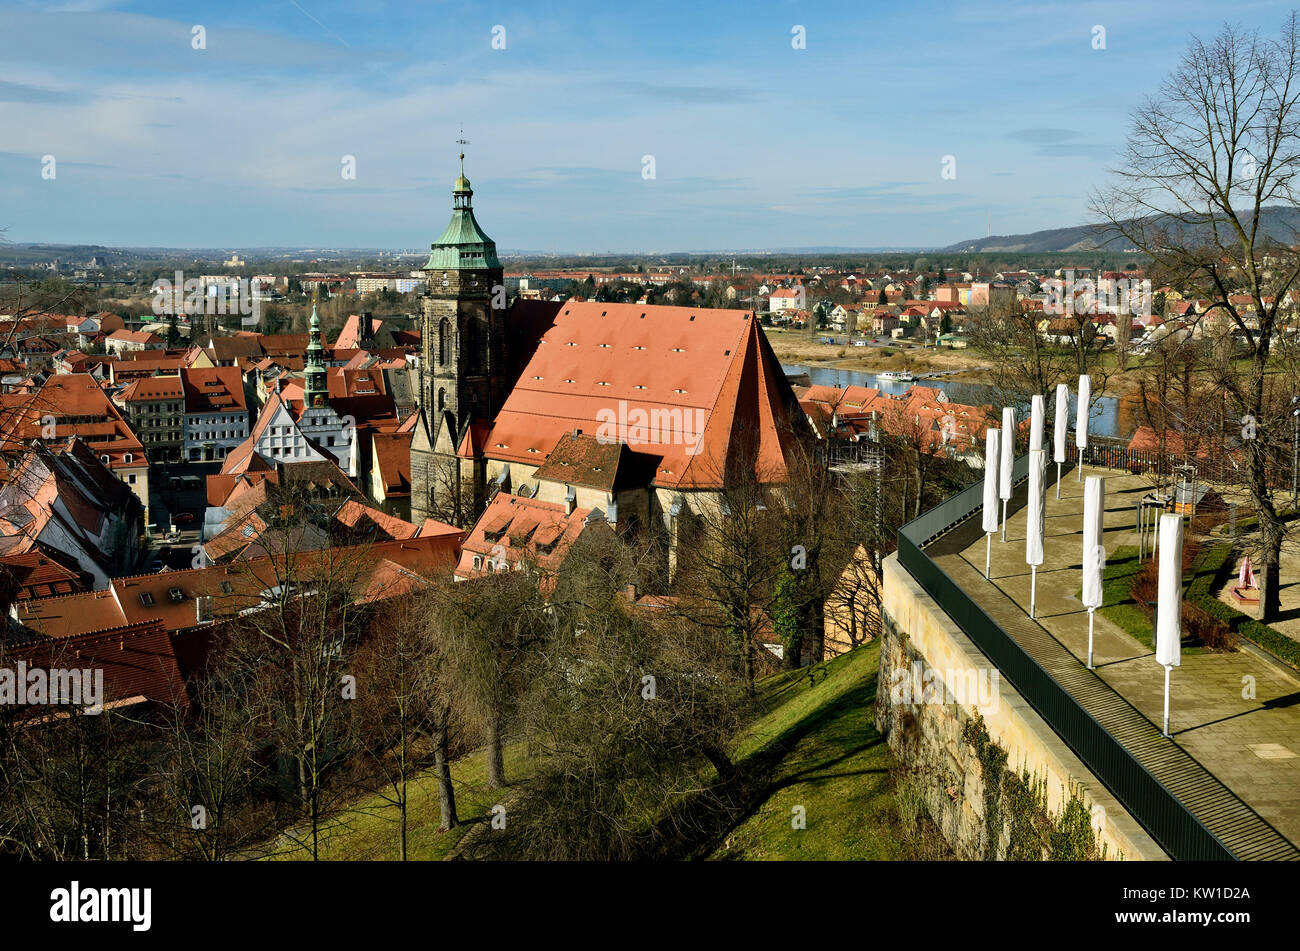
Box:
[423,140,500,272]
[305,299,327,407]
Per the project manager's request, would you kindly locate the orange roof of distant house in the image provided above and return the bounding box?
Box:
[181,366,247,413]
[106,328,162,345]
[333,313,384,349]
[456,493,596,582]
[0,550,86,600]
[118,375,184,402]
[0,374,145,469]
[371,430,411,497]
[417,517,464,539]
[333,498,419,540]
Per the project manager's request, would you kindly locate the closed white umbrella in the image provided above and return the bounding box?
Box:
[999,406,1015,540]
[1076,374,1091,481]
[1030,394,1045,453]
[1026,449,1046,617]
[1082,476,1106,668]
[982,428,1000,578]
[1156,513,1184,736]
[1054,383,1069,498]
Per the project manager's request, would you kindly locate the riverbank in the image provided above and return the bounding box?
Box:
[762,327,992,382]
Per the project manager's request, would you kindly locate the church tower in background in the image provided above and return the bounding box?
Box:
[411,142,507,525]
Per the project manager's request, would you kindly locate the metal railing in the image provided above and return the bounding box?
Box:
[895,453,1237,861]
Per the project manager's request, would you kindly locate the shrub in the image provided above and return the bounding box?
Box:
[1182,603,1236,651]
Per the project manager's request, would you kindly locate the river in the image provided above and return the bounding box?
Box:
[781,363,1125,439]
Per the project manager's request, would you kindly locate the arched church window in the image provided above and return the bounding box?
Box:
[438,318,449,366]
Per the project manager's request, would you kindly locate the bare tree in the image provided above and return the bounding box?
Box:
[220,542,373,859]
[353,586,461,855]
[147,664,273,861]
[965,302,1075,412]
[1092,13,1300,619]
[468,535,751,860]
[428,569,548,788]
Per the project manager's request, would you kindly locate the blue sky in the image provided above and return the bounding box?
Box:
[0,0,1295,252]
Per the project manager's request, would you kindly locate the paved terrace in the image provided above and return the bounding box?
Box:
[926,465,1300,859]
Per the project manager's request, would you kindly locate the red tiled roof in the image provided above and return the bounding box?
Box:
[456,493,596,582]
[118,375,184,402]
[181,366,247,413]
[475,302,803,489]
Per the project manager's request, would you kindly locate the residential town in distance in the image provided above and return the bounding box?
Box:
[3,5,1299,930]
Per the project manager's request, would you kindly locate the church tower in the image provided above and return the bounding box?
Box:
[420,146,506,443]
[411,143,507,525]
[304,300,328,407]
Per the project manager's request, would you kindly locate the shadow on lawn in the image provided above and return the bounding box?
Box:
[649,672,884,860]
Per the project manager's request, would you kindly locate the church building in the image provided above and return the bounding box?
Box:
[409,156,807,568]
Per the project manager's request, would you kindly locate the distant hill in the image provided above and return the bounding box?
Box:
[943,206,1300,253]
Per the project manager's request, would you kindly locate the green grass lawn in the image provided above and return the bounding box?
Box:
[269,742,529,861]
[269,638,944,861]
[1096,546,1155,649]
[709,640,949,860]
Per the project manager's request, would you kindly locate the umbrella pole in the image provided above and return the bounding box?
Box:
[1056,461,1061,499]
[1087,608,1095,669]
[1030,565,1037,618]
[985,533,991,579]
[1162,665,1172,737]
[1001,500,1007,541]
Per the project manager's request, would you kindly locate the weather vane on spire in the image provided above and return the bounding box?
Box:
[456,128,469,175]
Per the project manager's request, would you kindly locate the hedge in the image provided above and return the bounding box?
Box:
[1188,542,1300,672]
